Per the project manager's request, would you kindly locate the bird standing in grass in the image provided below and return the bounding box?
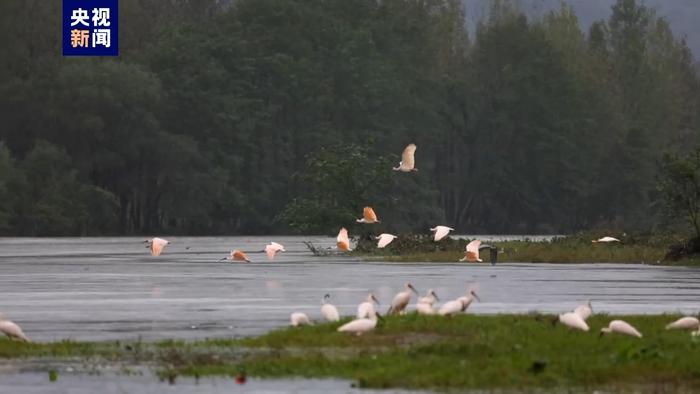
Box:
[321,294,340,322]
[388,282,419,315]
[356,207,380,224]
[557,312,589,331]
[290,312,311,327]
[0,315,29,342]
[416,289,439,315]
[338,310,381,336]
[392,143,418,172]
[438,289,480,316]
[592,236,620,243]
[574,300,593,320]
[357,293,379,319]
[665,316,699,331]
[430,226,454,242]
[600,320,642,337]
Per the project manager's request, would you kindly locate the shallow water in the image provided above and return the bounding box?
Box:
[0,236,698,342]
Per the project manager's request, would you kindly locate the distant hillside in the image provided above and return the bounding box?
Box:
[465,0,700,58]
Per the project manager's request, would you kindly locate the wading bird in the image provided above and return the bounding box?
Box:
[290,312,311,327]
[460,240,483,262]
[357,293,379,319]
[416,289,439,315]
[392,143,418,172]
[592,236,620,243]
[438,289,480,316]
[388,282,419,315]
[430,226,454,242]
[219,250,251,263]
[145,237,169,256]
[665,316,699,331]
[338,310,381,336]
[265,242,285,260]
[337,228,351,251]
[574,300,593,321]
[321,294,340,322]
[356,206,380,224]
[600,320,642,338]
[0,315,29,342]
[376,233,397,248]
[557,312,589,331]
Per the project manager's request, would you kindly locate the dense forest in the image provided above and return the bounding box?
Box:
[1,0,699,236]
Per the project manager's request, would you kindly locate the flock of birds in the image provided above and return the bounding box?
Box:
[0,144,662,344]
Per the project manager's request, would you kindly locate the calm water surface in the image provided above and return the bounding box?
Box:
[0,236,698,342]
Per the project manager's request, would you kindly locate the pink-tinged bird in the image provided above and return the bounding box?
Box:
[337,228,351,251]
[0,315,29,342]
[430,226,454,242]
[265,242,285,260]
[392,143,418,172]
[574,300,593,321]
[146,237,169,256]
[416,289,439,316]
[290,312,311,327]
[357,293,379,319]
[558,312,589,331]
[600,320,642,337]
[592,236,620,243]
[356,207,380,224]
[460,240,483,262]
[219,250,251,263]
[376,233,397,248]
[338,310,381,336]
[438,290,480,316]
[665,316,699,331]
[387,282,419,315]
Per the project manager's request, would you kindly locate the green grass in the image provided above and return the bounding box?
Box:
[2,314,700,391]
[351,232,700,265]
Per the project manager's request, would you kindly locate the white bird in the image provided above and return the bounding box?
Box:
[338,310,381,336]
[665,316,699,331]
[376,233,397,248]
[600,320,642,338]
[392,143,418,172]
[0,315,29,342]
[265,242,285,260]
[438,289,480,316]
[387,282,419,315]
[146,237,169,256]
[430,226,454,242]
[574,300,593,321]
[416,289,439,315]
[592,236,620,243]
[357,293,379,319]
[557,312,589,331]
[290,312,311,327]
[321,294,340,322]
[337,227,351,252]
[356,207,380,224]
[459,240,483,262]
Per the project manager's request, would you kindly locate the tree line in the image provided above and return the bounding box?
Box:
[0,0,698,236]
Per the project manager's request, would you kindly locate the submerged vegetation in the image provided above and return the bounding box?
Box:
[2,314,700,391]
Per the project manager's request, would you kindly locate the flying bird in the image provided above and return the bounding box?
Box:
[337,228,351,251]
[321,294,340,322]
[665,316,699,331]
[459,240,483,262]
[430,226,454,242]
[574,300,593,321]
[0,315,29,342]
[338,310,381,336]
[219,250,251,263]
[357,293,379,319]
[376,233,397,248]
[290,312,311,327]
[392,143,418,172]
[592,236,620,243]
[145,237,169,256]
[356,207,380,224]
[600,320,642,338]
[557,312,589,331]
[265,242,285,260]
[387,282,419,315]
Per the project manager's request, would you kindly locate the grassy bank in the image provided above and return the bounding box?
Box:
[350,232,700,265]
[2,314,700,391]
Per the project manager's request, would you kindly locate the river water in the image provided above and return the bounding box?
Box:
[0,236,698,343]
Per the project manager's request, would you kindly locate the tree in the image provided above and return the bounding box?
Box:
[660,149,700,239]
